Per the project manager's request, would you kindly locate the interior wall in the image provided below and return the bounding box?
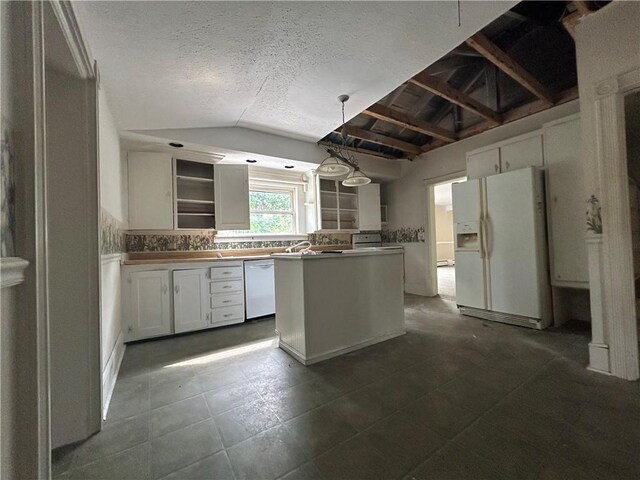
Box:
[98,86,127,417]
[435,206,454,262]
[47,63,101,448]
[385,100,579,295]
[1,2,42,477]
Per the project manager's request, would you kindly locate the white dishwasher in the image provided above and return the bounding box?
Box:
[244,259,276,319]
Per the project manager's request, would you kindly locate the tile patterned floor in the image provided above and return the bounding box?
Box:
[437,266,456,301]
[52,296,640,480]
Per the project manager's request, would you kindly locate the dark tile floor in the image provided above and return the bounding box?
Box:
[52,295,640,480]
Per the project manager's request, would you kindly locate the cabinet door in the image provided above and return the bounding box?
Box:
[466,148,500,179]
[127,270,171,340]
[173,269,209,333]
[214,164,250,230]
[501,134,543,172]
[544,116,589,286]
[128,152,174,230]
[357,184,381,230]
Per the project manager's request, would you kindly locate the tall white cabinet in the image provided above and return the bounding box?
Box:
[465,114,588,292]
[543,114,589,287]
[358,184,382,231]
[214,164,251,230]
[128,153,174,230]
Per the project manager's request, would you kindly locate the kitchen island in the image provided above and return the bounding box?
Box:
[272,247,405,365]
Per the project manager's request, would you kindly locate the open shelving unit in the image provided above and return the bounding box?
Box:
[317,178,359,231]
[174,159,215,229]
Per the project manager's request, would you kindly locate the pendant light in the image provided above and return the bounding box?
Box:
[342,168,371,187]
[317,95,372,186]
[316,154,350,177]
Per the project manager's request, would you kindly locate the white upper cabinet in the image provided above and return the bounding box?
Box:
[466,132,543,180]
[358,184,382,231]
[128,152,174,229]
[543,114,589,287]
[501,134,544,172]
[173,269,209,333]
[214,164,250,230]
[126,270,172,341]
[466,148,501,179]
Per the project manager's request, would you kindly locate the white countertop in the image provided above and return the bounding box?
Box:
[271,246,404,260]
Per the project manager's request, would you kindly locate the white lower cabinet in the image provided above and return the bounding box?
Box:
[126,270,172,341]
[124,261,246,342]
[173,269,209,333]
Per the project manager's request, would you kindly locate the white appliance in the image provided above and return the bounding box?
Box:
[352,233,382,248]
[244,259,275,319]
[452,166,551,329]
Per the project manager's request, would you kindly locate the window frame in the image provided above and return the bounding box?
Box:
[215,181,305,240]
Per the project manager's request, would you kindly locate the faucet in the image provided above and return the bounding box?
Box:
[285,240,312,253]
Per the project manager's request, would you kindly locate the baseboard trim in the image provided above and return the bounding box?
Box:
[102,331,126,420]
[279,329,406,366]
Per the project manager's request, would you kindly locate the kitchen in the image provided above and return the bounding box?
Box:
[1,1,639,479]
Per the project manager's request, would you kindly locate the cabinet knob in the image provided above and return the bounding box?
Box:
[505,161,510,170]
[494,164,499,173]
[174,285,180,294]
[162,284,168,295]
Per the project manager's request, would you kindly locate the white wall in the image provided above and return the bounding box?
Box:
[98,87,127,418]
[385,100,580,296]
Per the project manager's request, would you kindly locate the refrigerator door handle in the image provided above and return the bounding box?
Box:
[482,216,491,258]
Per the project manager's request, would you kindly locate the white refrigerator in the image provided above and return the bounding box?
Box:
[452,167,552,329]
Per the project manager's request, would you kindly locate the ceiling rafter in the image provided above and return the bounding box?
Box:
[465,32,555,106]
[409,71,501,124]
[361,104,456,143]
[458,86,578,140]
[341,126,423,156]
[316,140,400,160]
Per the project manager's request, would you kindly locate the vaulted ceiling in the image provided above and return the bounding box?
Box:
[320,1,610,160]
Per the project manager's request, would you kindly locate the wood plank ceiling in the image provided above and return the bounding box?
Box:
[319,1,609,160]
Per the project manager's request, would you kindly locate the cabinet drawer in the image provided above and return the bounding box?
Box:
[211,293,243,309]
[210,280,243,294]
[210,266,243,280]
[211,304,244,323]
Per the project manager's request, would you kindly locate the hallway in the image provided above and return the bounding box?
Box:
[52,296,639,480]
[437,265,456,301]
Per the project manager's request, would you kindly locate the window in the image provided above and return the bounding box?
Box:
[218,185,299,236]
[248,189,295,234]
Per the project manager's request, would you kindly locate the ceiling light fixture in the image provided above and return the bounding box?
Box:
[316,95,371,187]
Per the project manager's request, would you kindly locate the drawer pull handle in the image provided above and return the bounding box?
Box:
[222,286,232,289]
[223,314,233,318]
[222,300,231,304]
[222,271,232,275]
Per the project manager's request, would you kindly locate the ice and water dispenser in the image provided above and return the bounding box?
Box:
[455,221,480,251]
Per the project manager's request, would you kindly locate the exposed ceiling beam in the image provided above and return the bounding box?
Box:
[410,71,501,124]
[317,140,400,160]
[466,32,555,106]
[562,11,581,39]
[341,126,423,156]
[362,104,456,143]
[573,1,594,16]
[458,86,578,140]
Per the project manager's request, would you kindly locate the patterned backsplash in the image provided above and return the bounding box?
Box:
[1,123,16,257]
[381,226,425,243]
[101,209,126,255]
[124,231,354,252]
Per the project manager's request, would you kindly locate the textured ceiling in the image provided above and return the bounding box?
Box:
[74,1,514,142]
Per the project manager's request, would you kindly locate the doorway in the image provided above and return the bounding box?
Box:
[428,176,466,301]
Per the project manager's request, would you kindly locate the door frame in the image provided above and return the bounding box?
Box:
[587,67,640,380]
[423,171,467,297]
